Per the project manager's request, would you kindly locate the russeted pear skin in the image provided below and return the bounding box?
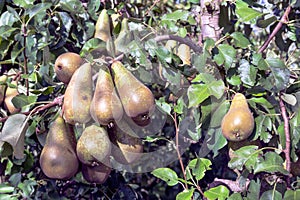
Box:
[90,67,123,126]
[94,9,111,42]
[0,75,7,105]
[39,116,79,179]
[4,81,21,114]
[63,63,92,124]
[81,157,111,184]
[108,125,143,164]
[54,52,83,84]
[111,61,155,126]
[221,93,254,142]
[76,125,111,166]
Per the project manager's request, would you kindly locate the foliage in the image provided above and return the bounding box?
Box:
[0,0,300,199]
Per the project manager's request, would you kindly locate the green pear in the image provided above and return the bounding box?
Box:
[4,81,21,114]
[108,122,143,164]
[54,52,83,84]
[221,93,254,142]
[39,115,79,179]
[81,157,111,184]
[76,125,111,166]
[90,67,123,126]
[111,61,155,126]
[0,75,7,105]
[94,9,111,42]
[63,62,92,124]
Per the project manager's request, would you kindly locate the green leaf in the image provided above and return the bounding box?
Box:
[162,10,190,21]
[204,185,230,200]
[253,115,272,142]
[151,168,179,186]
[254,152,289,175]
[228,193,243,200]
[156,98,172,115]
[11,94,37,109]
[206,128,227,158]
[246,179,261,199]
[235,0,264,23]
[0,26,19,40]
[0,184,14,193]
[260,190,282,200]
[256,16,277,28]
[188,74,225,107]
[231,32,250,48]
[0,114,29,159]
[176,188,195,200]
[12,0,35,9]
[284,189,300,200]
[26,3,52,21]
[210,101,230,128]
[261,58,290,92]
[252,53,268,70]
[238,59,257,86]
[186,158,212,181]
[214,44,236,70]
[281,93,297,106]
[228,145,260,171]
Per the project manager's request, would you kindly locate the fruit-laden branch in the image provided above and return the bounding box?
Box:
[154,35,203,53]
[279,93,291,187]
[258,6,291,53]
[0,95,64,123]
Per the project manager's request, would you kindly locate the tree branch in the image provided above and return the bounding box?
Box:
[22,23,29,96]
[258,6,291,53]
[0,95,64,123]
[154,35,203,53]
[279,93,291,188]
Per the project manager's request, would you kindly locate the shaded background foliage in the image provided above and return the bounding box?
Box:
[0,0,300,199]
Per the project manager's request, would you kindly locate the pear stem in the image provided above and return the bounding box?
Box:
[279,93,291,188]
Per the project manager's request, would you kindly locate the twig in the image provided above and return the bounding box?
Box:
[145,0,160,16]
[155,35,203,53]
[22,23,29,96]
[258,6,291,53]
[279,93,291,188]
[171,111,188,190]
[0,95,64,123]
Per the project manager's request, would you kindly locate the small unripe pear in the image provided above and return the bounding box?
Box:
[221,93,254,142]
[4,81,21,114]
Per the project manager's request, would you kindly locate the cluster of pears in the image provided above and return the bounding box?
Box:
[0,75,21,115]
[41,49,154,183]
[221,93,255,142]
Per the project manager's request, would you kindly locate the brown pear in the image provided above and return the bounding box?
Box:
[54,52,83,84]
[108,123,143,164]
[76,125,111,166]
[94,9,111,42]
[90,67,123,126]
[81,157,111,184]
[63,62,92,124]
[0,75,7,105]
[111,61,155,126]
[221,93,254,142]
[39,115,79,179]
[4,81,21,114]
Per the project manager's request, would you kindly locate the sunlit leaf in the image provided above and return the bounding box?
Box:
[254,152,289,175]
[235,0,264,23]
[231,32,250,48]
[260,190,282,200]
[214,44,236,70]
[176,188,194,200]
[11,94,37,108]
[284,189,300,200]
[151,168,178,186]
[204,185,229,200]
[238,59,257,86]
[186,158,212,181]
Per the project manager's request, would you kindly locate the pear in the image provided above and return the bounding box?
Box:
[4,81,21,114]
[81,157,111,184]
[54,52,83,84]
[108,123,143,164]
[39,115,79,179]
[111,61,155,126]
[221,93,254,142]
[94,9,111,42]
[63,62,92,125]
[76,125,111,166]
[90,67,123,126]
[177,44,191,65]
[0,75,7,105]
